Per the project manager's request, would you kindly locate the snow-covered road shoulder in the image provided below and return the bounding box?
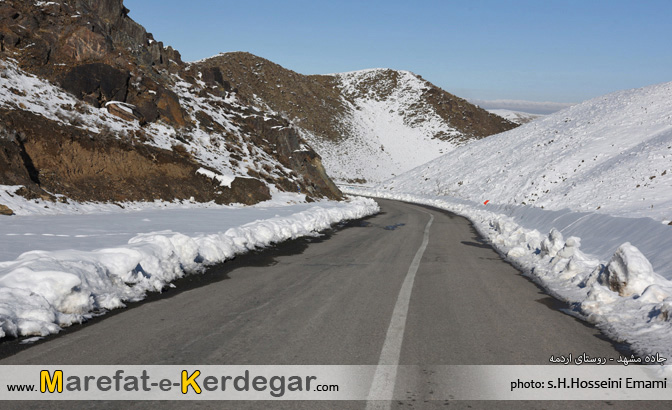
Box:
[0,197,379,339]
[343,187,672,360]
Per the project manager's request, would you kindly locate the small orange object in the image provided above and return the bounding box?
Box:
[484,200,490,205]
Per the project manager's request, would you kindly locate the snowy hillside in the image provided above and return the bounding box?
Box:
[0,0,345,215]
[346,81,672,359]
[307,68,516,184]
[310,69,464,183]
[385,81,672,222]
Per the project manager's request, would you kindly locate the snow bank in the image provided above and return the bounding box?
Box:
[343,187,672,359]
[0,197,379,339]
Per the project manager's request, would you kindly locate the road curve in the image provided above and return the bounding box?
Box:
[1,199,655,409]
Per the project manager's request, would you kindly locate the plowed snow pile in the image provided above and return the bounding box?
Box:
[0,196,379,339]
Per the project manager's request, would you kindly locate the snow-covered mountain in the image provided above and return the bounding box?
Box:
[194,53,518,184]
[384,81,672,222]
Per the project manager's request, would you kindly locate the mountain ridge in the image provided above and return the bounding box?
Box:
[192,51,518,183]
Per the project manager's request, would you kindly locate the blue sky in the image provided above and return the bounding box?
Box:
[124,0,671,105]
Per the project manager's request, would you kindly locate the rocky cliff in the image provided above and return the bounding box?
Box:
[0,0,341,212]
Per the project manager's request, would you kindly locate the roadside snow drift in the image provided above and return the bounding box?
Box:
[0,197,379,339]
[345,80,672,359]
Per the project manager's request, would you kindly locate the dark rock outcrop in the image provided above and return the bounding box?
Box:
[62,26,112,63]
[195,53,347,143]
[239,114,341,199]
[62,63,130,107]
[227,178,272,205]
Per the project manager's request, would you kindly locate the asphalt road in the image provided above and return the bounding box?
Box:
[0,199,659,409]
